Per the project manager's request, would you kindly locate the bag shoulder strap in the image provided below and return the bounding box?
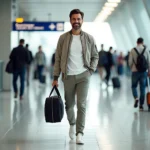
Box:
[49,85,61,97]
[141,46,146,55]
[133,48,138,65]
[134,46,146,56]
[134,48,140,56]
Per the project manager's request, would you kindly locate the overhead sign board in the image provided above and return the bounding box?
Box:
[12,22,64,31]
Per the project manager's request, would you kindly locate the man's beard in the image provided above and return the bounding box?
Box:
[72,23,81,30]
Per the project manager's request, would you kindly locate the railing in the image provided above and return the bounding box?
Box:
[0,60,3,91]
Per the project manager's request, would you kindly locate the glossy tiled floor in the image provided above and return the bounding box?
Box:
[0,73,150,150]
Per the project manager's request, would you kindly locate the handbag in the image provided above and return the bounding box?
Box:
[5,60,14,74]
[44,86,64,123]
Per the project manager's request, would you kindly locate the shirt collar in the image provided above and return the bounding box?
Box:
[69,30,83,36]
[136,44,144,49]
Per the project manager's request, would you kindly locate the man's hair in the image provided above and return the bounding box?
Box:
[110,47,113,50]
[137,37,144,44]
[101,44,104,47]
[69,9,84,19]
[19,39,24,44]
[26,44,29,48]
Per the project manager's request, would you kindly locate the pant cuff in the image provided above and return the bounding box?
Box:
[70,123,76,126]
[76,131,84,136]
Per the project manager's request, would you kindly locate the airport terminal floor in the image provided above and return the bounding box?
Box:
[0,73,150,150]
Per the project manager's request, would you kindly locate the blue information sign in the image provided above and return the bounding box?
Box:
[12,22,64,31]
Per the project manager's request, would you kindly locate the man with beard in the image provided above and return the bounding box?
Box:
[52,9,98,144]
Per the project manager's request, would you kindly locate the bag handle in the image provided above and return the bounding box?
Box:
[147,77,150,92]
[49,85,61,97]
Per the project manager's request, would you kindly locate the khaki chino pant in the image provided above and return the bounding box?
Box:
[63,70,91,135]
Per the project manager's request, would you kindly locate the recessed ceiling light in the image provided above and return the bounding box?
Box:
[105,2,118,7]
[108,0,121,3]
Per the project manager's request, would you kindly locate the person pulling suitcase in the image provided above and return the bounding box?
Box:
[129,37,150,111]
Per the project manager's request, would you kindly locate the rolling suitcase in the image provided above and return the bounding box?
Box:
[33,70,38,79]
[44,86,64,123]
[112,77,121,88]
[41,75,46,84]
[147,77,150,111]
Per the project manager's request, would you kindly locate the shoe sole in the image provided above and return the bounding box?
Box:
[76,142,84,145]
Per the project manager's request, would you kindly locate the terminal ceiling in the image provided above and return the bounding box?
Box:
[17,0,106,22]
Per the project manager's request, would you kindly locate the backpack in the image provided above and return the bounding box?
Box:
[134,46,148,72]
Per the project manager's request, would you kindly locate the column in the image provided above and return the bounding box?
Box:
[127,0,150,47]
[0,0,12,90]
[117,2,139,47]
[143,0,150,18]
[108,18,125,50]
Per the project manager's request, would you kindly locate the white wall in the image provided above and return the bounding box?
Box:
[0,0,11,90]
[108,0,150,51]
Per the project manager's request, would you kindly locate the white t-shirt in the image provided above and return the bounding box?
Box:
[67,35,87,75]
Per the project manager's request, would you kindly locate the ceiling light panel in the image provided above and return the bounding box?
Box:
[108,0,121,3]
[103,6,115,11]
[105,2,118,7]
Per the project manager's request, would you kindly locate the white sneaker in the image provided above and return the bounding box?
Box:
[69,125,75,140]
[76,133,84,145]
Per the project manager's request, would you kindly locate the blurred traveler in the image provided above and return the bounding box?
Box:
[52,9,98,144]
[117,52,124,76]
[35,46,46,85]
[97,44,108,82]
[25,44,33,86]
[9,39,30,100]
[112,50,118,74]
[129,37,150,111]
[105,47,114,85]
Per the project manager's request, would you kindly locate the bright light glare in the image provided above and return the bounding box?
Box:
[95,17,107,22]
[105,2,118,7]
[95,13,108,22]
[103,6,115,11]
[94,0,121,22]
[108,0,121,3]
[101,10,112,15]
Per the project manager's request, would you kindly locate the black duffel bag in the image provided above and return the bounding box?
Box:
[5,60,14,74]
[44,85,64,123]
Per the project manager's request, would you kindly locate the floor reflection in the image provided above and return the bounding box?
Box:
[68,140,87,150]
[0,74,150,150]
